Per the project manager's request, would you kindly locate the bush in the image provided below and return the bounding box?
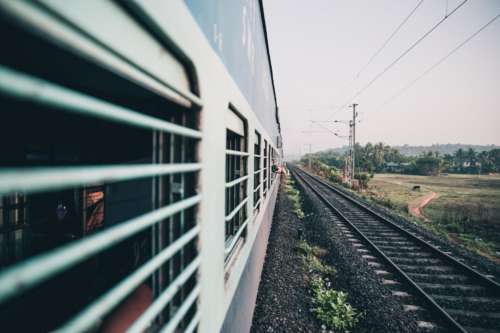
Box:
[297,241,336,276]
[297,241,359,331]
[329,173,343,184]
[354,172,371,189]
[285,178,305,219]
[311,277,360,331]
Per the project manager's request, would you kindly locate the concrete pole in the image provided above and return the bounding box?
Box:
[352,103,358,180]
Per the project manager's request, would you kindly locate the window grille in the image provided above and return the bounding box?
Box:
[253,132,262,214]
[0,194,28,266]
[262,140,268,196]
[267,143,272,190]
[224,110,249,259]
[0,7,201,333]
[271,148,276,184]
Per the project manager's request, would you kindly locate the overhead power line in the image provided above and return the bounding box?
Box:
[375,13,500,112]
[356,0,425,78]
[310,120,346,139]
[332,0,468,117]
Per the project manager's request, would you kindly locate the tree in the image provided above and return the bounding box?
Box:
[354,172,371,189]
[489,149,500,172]
[415,155,442,176]
[454,148,466,172]
[477,151,493,173]
[443,153,455,171]
[466,148,477,173]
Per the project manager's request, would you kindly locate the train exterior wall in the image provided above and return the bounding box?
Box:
[185,0,280,144]
[221,176,279,333]
[0,1,281,332]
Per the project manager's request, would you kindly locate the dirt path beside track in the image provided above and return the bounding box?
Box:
[408,191,438,221]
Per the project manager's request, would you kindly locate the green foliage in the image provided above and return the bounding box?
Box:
[297,239,359,331]
[354,172,372,189]
[413,155,443,175]
[362,173,500,260]
[297,241,336,276]
[310,276,360,331]
[285,177,305,219]
[329,173,344,184]
[430,201,499,258]
[302,159,344,186]
[299,143,500,176]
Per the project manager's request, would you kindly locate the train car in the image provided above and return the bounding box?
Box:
[0,1,282,332]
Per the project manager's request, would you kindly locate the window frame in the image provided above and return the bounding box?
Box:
[224,108,249,261]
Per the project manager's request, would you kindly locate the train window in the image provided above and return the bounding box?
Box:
[0,194,28,265]
[0,8,201,332]
[253,131,262,214]
[224,109,249,261]
[263,140,268,196]
[83,186,105,234]
[271,148,277,183]
[268,143,272,189]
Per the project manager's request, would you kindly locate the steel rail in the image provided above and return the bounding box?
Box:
[299,167,500,293]
[292,167,469,333]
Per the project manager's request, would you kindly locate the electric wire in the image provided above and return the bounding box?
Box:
[332,0,468,116]
[281,1,425,114]
[311,120,349,139]
[374,13,500,112]
[356,0,425,78]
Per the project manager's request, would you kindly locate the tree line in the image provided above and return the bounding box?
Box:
[301,143,500,176]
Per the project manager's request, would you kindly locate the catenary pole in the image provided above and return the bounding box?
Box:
[351,103,358,181]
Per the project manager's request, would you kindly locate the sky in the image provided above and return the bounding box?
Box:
[263,0,500,158]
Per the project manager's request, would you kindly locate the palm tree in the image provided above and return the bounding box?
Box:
[477,151,491,174]
[454,148,466,171]
[443,154,454,171]
[466,148,477,172]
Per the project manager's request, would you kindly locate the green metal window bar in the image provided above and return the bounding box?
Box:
[0,194,201,303]
[0,58,202,333]
[0,66,202,139]
[53,226,200,333]
[0,0,202,109]
[225,128,248,260]
[0,3,204,329]
[0,164,201,197]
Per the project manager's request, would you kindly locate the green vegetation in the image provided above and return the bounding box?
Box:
[285,177,305,219]
[302,159,347,185]
[299,142,500,261]
[354,172,372,189]
[311,277,360,332]
[297,241,336,275]
[296,240,360,331]
[370,174,500,261]
[394,144,499,157]
[301,142,500,176]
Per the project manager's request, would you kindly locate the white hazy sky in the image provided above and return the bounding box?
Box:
[264,0,500,158]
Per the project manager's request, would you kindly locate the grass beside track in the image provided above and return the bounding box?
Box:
[367,173,500,261]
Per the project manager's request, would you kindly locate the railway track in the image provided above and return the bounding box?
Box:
[292,166,500,333]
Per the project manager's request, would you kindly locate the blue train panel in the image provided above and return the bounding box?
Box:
[185,0,280,141]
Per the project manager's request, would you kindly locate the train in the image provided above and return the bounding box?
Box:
[0,1,282,332]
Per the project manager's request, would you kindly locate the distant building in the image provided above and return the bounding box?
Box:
[384,162,410,173]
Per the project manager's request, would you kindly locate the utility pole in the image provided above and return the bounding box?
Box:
[308,143,312,169]
[308,109,312,170]
[351,103,358,181]
[301,116,315,170]
[347,120,353,182]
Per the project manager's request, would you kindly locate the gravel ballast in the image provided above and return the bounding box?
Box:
[293,173,420,333]
[251,178,320,332]
[252,175,420,332]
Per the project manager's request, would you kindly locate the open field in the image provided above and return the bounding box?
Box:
[367,173,500,261]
